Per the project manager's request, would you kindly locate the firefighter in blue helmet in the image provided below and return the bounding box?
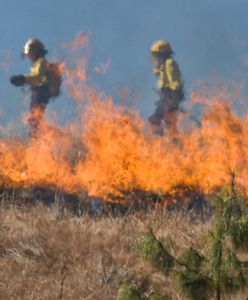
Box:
[10,38,61,138]
[149,40,184,135]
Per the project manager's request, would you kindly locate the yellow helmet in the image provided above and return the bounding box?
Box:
[150,40,172,54]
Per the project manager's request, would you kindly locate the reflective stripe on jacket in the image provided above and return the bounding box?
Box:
[25,57,48,87]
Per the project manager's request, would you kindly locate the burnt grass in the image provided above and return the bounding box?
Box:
[0,185,247,299]
[0,183,211,217]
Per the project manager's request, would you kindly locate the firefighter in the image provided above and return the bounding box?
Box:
[10,39,54,138]
[149,40,184,135]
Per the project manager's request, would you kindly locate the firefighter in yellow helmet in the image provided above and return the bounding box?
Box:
[149,40,184,135]
[10,39,61,138]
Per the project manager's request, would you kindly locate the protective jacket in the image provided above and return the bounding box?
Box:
[154,57,182,91]
[25,57,48,87]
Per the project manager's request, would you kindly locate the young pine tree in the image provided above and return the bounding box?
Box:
[136,173,248,300]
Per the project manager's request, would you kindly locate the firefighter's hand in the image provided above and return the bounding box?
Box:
[10,75,26,87]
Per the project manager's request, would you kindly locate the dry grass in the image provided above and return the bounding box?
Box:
[0,202,247,300]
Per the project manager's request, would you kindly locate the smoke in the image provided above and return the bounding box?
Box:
[179,1,248,87]
[93,58,111,74]
[0,50,12,73]
[1,30,248,204]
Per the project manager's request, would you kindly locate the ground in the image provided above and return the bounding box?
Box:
[0,202,247,300]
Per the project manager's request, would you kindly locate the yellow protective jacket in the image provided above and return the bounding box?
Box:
[25,57,48,87]
[154,57,182,91]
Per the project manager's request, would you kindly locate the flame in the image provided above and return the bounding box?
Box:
[1,33,248,202]
[62,32,89,49]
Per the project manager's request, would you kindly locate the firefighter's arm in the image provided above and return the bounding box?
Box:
[166,59,181,90]
[25,59,46,86]
[157,64,167,90]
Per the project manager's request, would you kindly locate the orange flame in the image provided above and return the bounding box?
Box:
[0,34,248,202]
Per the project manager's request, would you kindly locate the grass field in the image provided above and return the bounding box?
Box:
[0,201,248,300]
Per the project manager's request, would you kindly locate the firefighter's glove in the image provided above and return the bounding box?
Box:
[10,75,26,87]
